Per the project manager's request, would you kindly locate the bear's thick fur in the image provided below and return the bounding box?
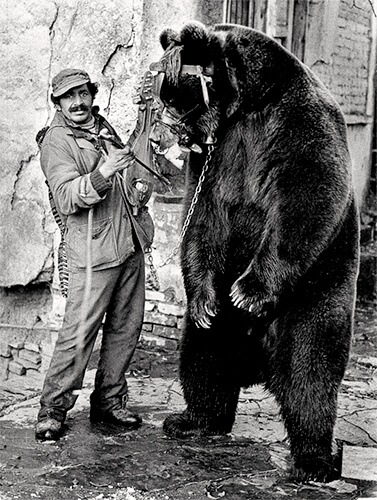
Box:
[150,22,360,482]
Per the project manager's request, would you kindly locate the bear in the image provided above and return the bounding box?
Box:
[149,22,360,482]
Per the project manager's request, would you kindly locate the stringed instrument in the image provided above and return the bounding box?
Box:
[124,70,158,215]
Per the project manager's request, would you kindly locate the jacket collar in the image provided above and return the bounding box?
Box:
[50,108,98,132]
[48,107,122,152]
[50,108,104,148]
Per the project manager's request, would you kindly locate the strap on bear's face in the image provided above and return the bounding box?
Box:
[150,60,215,146]
[180,65,213,106]
[151,59,213,107]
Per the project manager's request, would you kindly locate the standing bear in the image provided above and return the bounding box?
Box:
[149,22,360,482]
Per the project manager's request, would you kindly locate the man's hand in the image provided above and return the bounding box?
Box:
[99,146,135,180]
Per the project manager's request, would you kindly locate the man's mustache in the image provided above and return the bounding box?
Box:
[69,104,90,112]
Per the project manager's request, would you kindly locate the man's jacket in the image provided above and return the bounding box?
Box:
[40,110,152,272]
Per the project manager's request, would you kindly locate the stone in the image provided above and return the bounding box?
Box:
[0,342,11,358]
[163,339,178,351]
[24,342,41,353]
[144,301,156,312]
[357,356,377,368]
[326,480,358,494]
[141,323,153,333]
[0,356,9,380]
[8,341,25,350]
[8,360,26,376]
[18,349,42,366]
[342,445,377,481]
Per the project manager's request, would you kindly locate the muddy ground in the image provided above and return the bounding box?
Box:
[0,304,376,500]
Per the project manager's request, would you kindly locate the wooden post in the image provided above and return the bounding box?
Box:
[291,0,309,61]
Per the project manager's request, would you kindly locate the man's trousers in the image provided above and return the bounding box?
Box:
[38,249,145,422]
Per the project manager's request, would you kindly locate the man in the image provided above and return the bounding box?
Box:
[36,68,152,441]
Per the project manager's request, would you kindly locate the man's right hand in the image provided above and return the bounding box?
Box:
[99,146,135,180]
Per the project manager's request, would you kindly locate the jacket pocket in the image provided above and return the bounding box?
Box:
[67,217,118,269]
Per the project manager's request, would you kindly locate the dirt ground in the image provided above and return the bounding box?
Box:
[0,303,376,500]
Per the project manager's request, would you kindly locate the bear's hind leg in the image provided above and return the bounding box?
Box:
[266,299,352,483]
[163,316,242,438]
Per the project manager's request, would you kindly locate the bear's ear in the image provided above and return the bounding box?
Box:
[160,28,180,50]
[180,22,211,62]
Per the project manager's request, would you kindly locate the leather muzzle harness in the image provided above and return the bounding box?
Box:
[152,63,216,149]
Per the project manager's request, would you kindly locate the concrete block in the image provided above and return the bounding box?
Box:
[139,333,156,347]
[144,311,177,327]
[153,325,181,340]
[342,445,377,481]
[140,333,166,347]
[145,290,165,302]
[157,302,185,317]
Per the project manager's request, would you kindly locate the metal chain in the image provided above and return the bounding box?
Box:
[157,144,214,269]
[145,249,160,290]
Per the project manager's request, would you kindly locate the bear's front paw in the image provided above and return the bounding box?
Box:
[189,294,218,329]
[230,277,272,317]
[188,281,218,329]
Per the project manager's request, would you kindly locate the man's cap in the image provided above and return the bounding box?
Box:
[52,68,91,97]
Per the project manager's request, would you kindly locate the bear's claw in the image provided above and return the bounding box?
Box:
[291,455,338,483]
[163,412,200,438]
[230,286,266,316]
[190,298,218,330]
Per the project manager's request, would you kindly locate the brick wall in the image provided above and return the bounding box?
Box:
[141,290,185,350]
[308,0,373,118]
[0,288,185,382]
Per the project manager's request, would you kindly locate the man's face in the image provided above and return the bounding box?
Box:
[58,84,93,124]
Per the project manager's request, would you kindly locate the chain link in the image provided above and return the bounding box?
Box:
[157,144,214,269]
[146,249,160,290]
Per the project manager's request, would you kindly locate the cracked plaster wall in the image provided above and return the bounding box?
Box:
[0,0,206,288]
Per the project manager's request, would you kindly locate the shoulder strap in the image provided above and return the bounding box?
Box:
[36,126,50,150]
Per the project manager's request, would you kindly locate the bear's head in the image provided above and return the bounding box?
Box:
[149,22,303,152]
[149,22,229,153]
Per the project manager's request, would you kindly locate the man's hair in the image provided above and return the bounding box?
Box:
[51,81,99,105]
